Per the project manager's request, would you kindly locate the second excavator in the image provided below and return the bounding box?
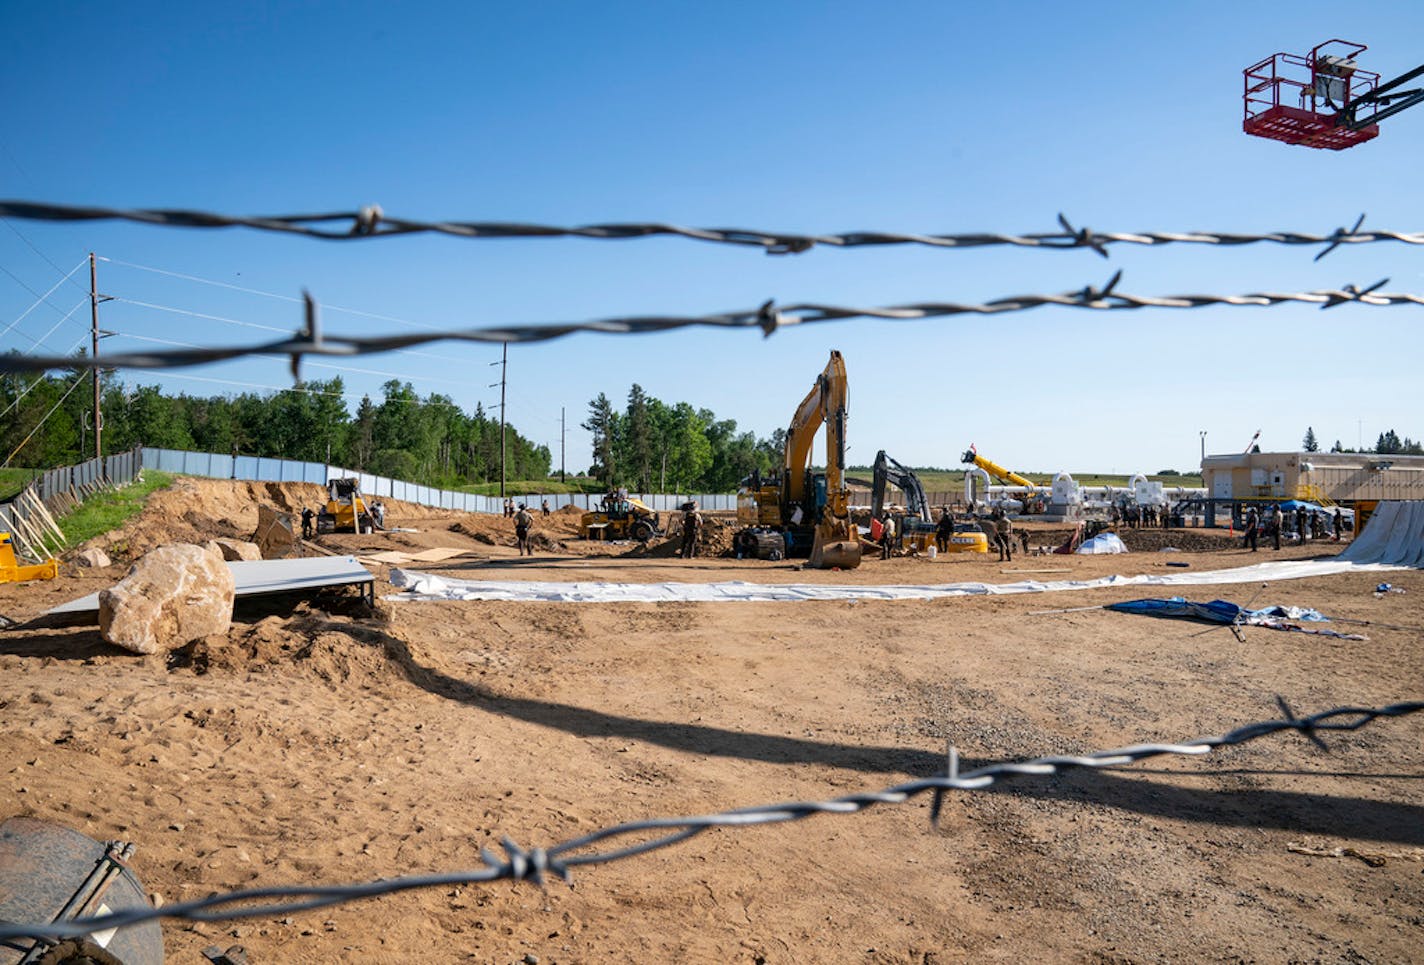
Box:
[734,351,862,569]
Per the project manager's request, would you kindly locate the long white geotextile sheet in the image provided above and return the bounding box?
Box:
[386,558,1408,604]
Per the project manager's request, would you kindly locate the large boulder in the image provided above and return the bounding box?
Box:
[206,538,262,562]
[99,544,235,655]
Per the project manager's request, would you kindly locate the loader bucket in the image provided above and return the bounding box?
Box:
[808,520,862,570]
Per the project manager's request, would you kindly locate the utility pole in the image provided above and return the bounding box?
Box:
[488,343,508,497]
[89,253,103,466]
[560,406,566,483]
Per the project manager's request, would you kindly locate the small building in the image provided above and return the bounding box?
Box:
[1201,451,1424,504]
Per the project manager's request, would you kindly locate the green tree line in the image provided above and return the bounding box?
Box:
[583,384,787,493]
[0,367,551,487]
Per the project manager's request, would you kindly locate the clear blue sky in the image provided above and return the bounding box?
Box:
[3,2,1420,477]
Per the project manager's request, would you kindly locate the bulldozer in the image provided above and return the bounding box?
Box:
[733,351,862,569]
[317,477,374,534]
[579,491,662,542]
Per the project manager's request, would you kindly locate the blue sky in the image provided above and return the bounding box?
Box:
[2,2,1420,477]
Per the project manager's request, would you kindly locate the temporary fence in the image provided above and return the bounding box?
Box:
[143,447,739,514]
[0,448,142,561]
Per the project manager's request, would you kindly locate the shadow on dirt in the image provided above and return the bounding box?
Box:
[325,620,1424,848]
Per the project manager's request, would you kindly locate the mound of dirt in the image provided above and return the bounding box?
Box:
[82,477,464,563]
[625,515,737,558]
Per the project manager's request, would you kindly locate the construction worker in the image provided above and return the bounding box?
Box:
[514,503,534,555]
[1270,504,1283,550]
[880,510,897,560]
[1244,507,1259,551]
[994,509,1013,562]
[680,502,702,559]
[935,508,954,554]
[1333,508,1344,542]
[371,500,386,529]
[541,498,551,518]
[300,507,315,539]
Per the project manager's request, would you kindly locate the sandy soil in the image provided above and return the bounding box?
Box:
[1,479,1420,963]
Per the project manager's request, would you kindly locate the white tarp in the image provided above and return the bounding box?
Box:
[385,501,1422,605]
[386,558,1408,604]
[1076,533,1127,554]
[1339,500,1424,567]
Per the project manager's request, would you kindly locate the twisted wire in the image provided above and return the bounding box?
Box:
[1,201,1419,259]
[1,699,1417,944]
[0,277,1416,375]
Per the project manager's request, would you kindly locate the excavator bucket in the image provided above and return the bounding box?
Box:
[808,519,862,570]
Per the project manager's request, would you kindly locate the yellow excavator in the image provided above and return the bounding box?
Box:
[735,351,862,569]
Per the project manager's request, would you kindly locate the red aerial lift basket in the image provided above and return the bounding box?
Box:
[1243,40,1381,150]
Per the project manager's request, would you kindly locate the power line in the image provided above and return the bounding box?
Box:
[0,698,1416,945]
[1,219,91,296]
[0,257,88,343]
[0,276,1416,376]
[100,255,453,334]
[0,335,90,418]
[2,201,1419,260]
[2,370,89,466]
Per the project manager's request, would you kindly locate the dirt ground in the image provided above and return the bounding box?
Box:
[1,479,1421,963]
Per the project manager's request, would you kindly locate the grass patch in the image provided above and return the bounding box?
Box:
[56,471,176,547]
[0,468,37,502]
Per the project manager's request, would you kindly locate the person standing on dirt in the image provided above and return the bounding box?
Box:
[514,503,534,555]
[371,500,386,530]
[1244,507,1259,551]
[880,510,897,560]
[935,508,954,554]
[994,509,1013,562]
[1270,504,1283,550]
[680,502,702,559]
[1019,530,1030,556]
[1333,508,1344,541]
[1296,506,1308,545]
[541,498,550,518]
[301,507,315,540]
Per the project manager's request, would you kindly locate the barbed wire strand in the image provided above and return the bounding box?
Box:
[2,201,1420,261]
[1,699,1417,945]
[0,276,1414,376]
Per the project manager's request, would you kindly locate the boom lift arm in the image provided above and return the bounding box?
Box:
[960,445,1039,491]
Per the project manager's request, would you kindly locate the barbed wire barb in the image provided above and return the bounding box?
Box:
[2,279,1420,377]
[0,699,1417,946]
[5,200,1424,258]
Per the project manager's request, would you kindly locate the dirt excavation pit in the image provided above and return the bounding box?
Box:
[0,476,1420,963]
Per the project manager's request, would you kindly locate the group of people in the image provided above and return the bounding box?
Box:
[1240,504,1345,552]
[1110,502,1170,529]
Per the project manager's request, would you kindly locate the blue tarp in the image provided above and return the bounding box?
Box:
[1107,597,1328,624]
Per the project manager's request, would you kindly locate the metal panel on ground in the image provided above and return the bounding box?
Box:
[47,556,375,618]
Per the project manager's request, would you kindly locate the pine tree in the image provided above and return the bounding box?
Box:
[1302,426,1319,452]
[581,393,619,487]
